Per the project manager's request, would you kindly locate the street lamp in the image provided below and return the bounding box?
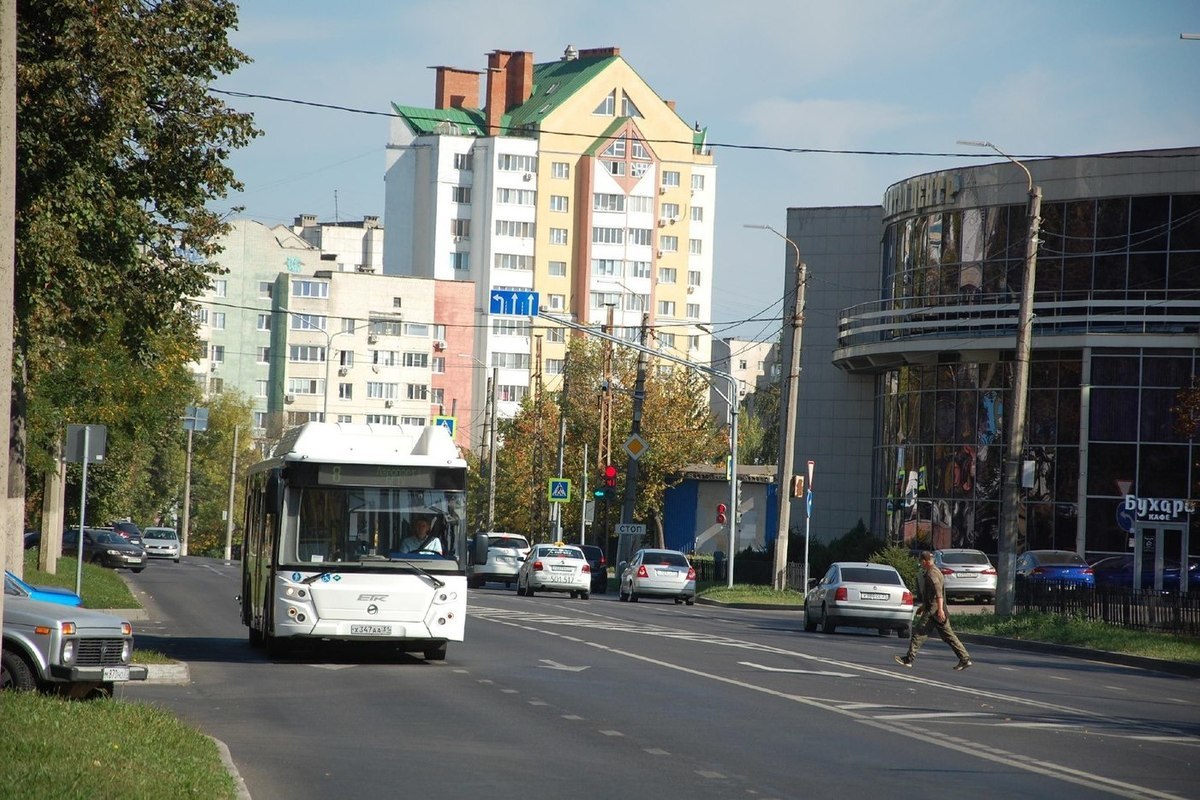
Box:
[289,310,352,420]
[460,352,498,531]
[957,139,1043,618]
[745,223,807,592]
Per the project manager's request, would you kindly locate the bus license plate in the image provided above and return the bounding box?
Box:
[102,667,129,681]
[351,624,392,635]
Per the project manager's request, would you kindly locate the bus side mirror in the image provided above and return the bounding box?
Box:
[472,534,489,566]
[265,474,281,511]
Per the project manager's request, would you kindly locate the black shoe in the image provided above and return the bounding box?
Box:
[894,655,913,668]
[954,659,973,671]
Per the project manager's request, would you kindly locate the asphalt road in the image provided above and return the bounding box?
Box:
[121,558,1199,800]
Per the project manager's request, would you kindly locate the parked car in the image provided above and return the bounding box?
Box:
[1,591,147,698]
[468,532,531,588]
[580,544,609,593]
[1015,550,1095,589]
[516,543,591,599]
[618,548,696,605]
[1089,554,1199,592]
[62,528,147,573]
[804,562,914,637]
[23,530,40,550]
[933,548,997,603]
[109,521,145,551]
[141,526,181,562]
[4,570,82,607]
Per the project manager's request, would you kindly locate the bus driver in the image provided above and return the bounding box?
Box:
[400,517,443,555]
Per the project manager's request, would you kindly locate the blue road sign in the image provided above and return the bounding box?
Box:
[1115,503,1135,533]
[433,415,456,436]
[806,490,813,517]
[489,289,540,316]
[548,478,571,504]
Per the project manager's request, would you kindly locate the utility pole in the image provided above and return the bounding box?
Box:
[747,224,806,592]
[959,140,1041,617]
[223,425,239,561]
[486,367,498,531]
[554,355,570,540]
[620,313,649,525]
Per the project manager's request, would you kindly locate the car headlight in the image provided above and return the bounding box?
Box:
[121,640,132,661]
[106,549,120,556]
[61,639,76,664]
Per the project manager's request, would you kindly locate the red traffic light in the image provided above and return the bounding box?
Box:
[716,502,727,524]
[603,464,618,487]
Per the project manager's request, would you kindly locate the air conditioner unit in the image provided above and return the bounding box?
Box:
[658,186,667,195]
[433,340,446,351]
[522,172,533,181]
[338,367,348,376]
[687,286,695,294]
[657,219,667,227]
[671,216,679,224]
[284,394,295,404]
[209,362,218,372]
[368,334,378,344]
[656,250,664,258]
[384,400,394,408]
[452,236,462,243]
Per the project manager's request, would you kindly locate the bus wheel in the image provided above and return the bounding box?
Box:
[423,642,447,661]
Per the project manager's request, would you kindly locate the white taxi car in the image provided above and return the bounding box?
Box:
[516,543,591,599]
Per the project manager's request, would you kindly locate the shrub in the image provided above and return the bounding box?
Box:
[870,544,919,591]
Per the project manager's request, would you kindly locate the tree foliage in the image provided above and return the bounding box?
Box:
[13,1,258,536]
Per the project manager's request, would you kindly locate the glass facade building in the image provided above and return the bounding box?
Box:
[832,148,1200,559]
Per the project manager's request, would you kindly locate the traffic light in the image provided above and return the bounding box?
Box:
[602,464,618,500]
[791,476,805,498]
[716,502,728,524]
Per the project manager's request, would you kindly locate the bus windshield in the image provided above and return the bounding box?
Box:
[285,486,465,566]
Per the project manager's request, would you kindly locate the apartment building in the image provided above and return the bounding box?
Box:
[383,45,716,449]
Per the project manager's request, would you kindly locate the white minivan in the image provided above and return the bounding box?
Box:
[468,533,530,588]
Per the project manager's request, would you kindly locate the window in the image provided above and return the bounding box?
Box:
[337,415,352,424]
[687,303,700,319]
[548,294,565,310]
[687,335,700,351]
[691,174,705,191]
[628,228,653,246]
[630,260,651,278]
[342,318,356,334]
[403,352,429,368]
[339,383,353,400]
[496,220,535,238]
[491,352,531,369]
[406,384,429,401]
[593,193,626,212]
[257,313,271,331]
[392,297,403,309]
[451,218,470,238]
[366,414,398,425]
[495,253,533,271]
[658,332,676,348]
[604,160,626,176]
[689,238,702,255]
[210,344,225,362]
[255,380,268,398]
[258,281,273,298]
[691,206,704,222]
[621,92,642,118]
[626,294,649,312]
[425,387,443,407]
[499,385,527,403]
[367,382,398,400]
[450,252,470,271]
[659,267,677,283]
[657,300,676,317]
[496,187,536,205]
[193,307,209,325]
[493,319,531,336]
[545,327,565,343]
[372,350,398,367]
[254,411,268,430]
[591,291,623,308]
[196,340,207,360]
[631,161,648,178]
[454,152,473,171]
[369,317,403,336]
[593,90,615,116]
[256,346,270,364]
[292,313,326,332]
[592,227,624,245]
[662,171,680,188]
[592,258,623,277]
[451,186,472,203]
[431,356,445,374]
[548,260,567,277]
[631,139,649,160]
[404,322,429,337]
[211,279,227,297]
[661,203,680,219]
[497,153,537,172]
[549,228,568,245]
[288,378,324,395]
[552,161,570,179]
[401,416,427,426]
[546,359,565,375]
[550,195,569,212]
[603,139,627,158]
[339,349,354,367]
[433,324,447,340]
[209,377,224,394]
[688,270,701,287]
[290,345,326,363]
[660,235,679,252]
[629,196,652,213]
[292,279,329,299]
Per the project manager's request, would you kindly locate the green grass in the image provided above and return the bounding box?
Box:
[22,549,140,610]
[699,584,1200,663]
[0,693,237,800]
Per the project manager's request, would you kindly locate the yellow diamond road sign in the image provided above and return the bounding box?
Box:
[624,434,648,461]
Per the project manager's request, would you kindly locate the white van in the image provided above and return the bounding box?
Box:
[468,533,530,588]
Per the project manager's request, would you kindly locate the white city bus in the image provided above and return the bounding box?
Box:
[240,422,481,660]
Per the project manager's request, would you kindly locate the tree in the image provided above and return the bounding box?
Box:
[11,0,258,562]
[183,392,257,557]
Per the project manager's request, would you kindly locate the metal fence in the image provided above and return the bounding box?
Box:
[1015,582,1200,635]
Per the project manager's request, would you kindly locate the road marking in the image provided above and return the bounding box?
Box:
[539,659,589,672]
[645,748,670,755]
[875,711,993,721]
[599,730,623,737]
[740,661,857,677]
[696,770,726,779]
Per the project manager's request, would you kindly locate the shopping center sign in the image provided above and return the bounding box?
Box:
[1123,495,1196,522]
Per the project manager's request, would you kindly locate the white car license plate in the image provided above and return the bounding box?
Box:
[860,592,888,600]
[957,572,977,579]
[350,624,392,635]
[102,666,129,681]
[654,569,678,578]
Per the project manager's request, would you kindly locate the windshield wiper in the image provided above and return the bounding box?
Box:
[302,571,333,585]
[389,558,446,589]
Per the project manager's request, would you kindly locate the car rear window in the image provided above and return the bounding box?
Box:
[643,552,688,567]
[490,537,528,550]
[1039,552,1087,566]
[941,551,989,565]
[840,567,902,585]
[540,547,583,559]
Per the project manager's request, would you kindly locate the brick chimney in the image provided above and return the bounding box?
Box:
[485,49,536,136]
[433,66,480,110]
[577,46,620,59]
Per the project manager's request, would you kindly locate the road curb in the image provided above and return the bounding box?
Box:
[139,662,191,684]
[697,598,1199,678]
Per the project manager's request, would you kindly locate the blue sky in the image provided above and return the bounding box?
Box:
[213,0,1199,342]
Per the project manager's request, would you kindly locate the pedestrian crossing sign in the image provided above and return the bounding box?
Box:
[433,415,456,436]
[548,478,571,503]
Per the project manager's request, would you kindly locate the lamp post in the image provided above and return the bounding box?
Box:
[460,353,498,531]
[745,223,807,592]
[613,279,650,530]
[958,139,1042,618]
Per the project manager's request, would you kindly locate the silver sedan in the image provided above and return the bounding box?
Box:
[803,562,913,637]
[618,548,696,604]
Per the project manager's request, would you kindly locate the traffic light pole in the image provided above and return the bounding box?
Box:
[540,310,740,587]
[620,314,649,527]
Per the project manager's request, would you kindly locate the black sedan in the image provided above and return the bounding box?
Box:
[580,544,609,593]
[62,528,147,573]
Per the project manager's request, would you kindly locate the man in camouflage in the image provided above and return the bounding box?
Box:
[895,551,972,670]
